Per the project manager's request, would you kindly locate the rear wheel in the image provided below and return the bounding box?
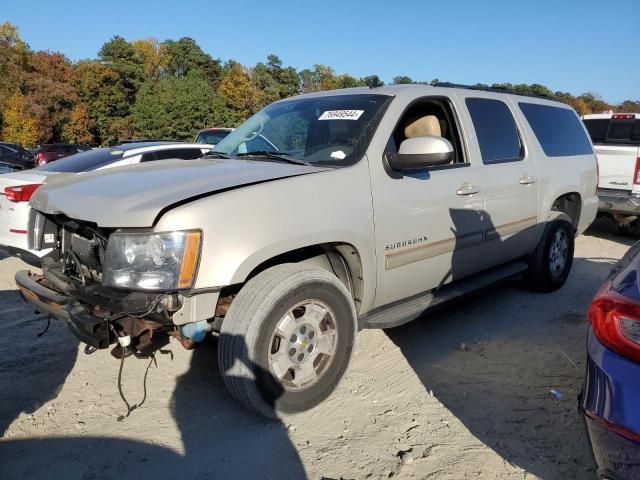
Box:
[218,264,357,418]
[526,219,574,292]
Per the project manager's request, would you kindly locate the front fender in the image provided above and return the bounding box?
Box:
[154,161,378,310]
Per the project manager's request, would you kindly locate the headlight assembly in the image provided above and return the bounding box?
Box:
[102,230,202,290]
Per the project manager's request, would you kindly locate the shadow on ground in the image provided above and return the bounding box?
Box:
[0,289,78,436]
[386,221,624,479]
[0,323,304,479]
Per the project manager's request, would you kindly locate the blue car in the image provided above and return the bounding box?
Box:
[582,242,640,479]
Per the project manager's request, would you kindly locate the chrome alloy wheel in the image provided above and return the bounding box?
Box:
[549,229,569,276]
[268,300,339,392]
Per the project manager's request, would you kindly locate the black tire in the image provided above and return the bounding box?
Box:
[218,263,357,418]
[526,218,575,292]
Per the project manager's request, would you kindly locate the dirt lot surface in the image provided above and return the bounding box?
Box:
[0,219,633,480]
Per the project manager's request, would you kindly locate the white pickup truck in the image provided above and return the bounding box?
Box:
[582,113,640,224]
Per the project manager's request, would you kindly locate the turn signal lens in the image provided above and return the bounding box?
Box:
[178,231,202,288]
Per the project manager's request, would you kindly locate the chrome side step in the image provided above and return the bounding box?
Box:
[360,260,528,329]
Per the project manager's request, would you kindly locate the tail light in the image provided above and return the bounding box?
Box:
[36,152,45,165]
[612,114,636,120]
[3,184,42,203]
[634,157,640,185]
[589,281,640,363]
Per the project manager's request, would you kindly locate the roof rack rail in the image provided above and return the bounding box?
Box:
[434,82,556,100]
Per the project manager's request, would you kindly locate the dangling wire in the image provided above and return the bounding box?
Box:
[36,315,51,337]
[116,345,156,422]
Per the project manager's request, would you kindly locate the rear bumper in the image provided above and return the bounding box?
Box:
[598,189,640,216]
[581,328,640,479]
[15,270,111,348]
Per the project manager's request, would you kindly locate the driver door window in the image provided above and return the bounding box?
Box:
[385,99,466,165]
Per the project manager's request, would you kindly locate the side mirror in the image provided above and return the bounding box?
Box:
[386,136,454,171]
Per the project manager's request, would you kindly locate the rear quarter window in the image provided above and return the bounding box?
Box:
[519,103,593,157]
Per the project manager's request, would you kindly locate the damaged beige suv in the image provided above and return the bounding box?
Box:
[17,84,598,417]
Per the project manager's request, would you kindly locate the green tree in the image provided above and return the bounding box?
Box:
[74,60,130,144]
[133,70,229,139]
[361,75,384,88]
[335,74,365,89]
[252,54,300,106]
[617,100,640,113]
[163,37,222,85]
[392,75,414,84]
[300,64,338,92]
[98,35,144,102]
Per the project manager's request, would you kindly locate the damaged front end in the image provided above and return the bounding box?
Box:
[16,211,221,358]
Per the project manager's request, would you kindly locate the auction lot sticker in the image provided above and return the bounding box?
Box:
[318,110,364,120]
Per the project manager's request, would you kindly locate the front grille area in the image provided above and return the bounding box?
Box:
[60,224,109,284]
[69,233,105,271]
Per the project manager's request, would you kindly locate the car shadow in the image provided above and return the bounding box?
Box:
[583,216,639,245]
[169,335,305,479]
[0,329,305,479]
[0,288,78,436]
[385,216,620,478]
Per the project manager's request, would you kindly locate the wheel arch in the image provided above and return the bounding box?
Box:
[227,241,368,315]
[549,191,582,230]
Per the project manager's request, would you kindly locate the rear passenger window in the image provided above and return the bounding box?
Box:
[153,148,204,161]
[519,103,593,156]
[465,98,522,164]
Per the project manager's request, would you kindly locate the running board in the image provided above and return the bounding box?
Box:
[360,260,528,330]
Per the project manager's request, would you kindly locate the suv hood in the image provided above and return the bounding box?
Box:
[30,158,327,227]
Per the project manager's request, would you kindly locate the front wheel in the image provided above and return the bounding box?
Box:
[526,218,575,292]
[218,264,357,418]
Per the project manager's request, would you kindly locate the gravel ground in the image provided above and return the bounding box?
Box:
[0,219,633,480]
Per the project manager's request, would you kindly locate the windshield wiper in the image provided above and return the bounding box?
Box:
[202,151,231,159]
[235,151,312,166]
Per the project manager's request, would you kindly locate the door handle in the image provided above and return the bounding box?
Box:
[519,175,537,185]
[456,184,480,196]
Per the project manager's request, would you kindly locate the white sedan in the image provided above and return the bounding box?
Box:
[0,141,211,265]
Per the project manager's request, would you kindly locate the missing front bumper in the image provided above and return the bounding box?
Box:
[16,270,111,348]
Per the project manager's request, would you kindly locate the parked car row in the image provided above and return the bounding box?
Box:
[1,125,232,173]
[3,86,638,479]
[0,142,210,264]
[34,143,91,166]
[0,141,35,172]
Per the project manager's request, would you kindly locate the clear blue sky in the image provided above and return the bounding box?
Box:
[3,0,638,103]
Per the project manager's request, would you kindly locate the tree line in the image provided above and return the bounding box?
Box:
[1,22,638,148]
